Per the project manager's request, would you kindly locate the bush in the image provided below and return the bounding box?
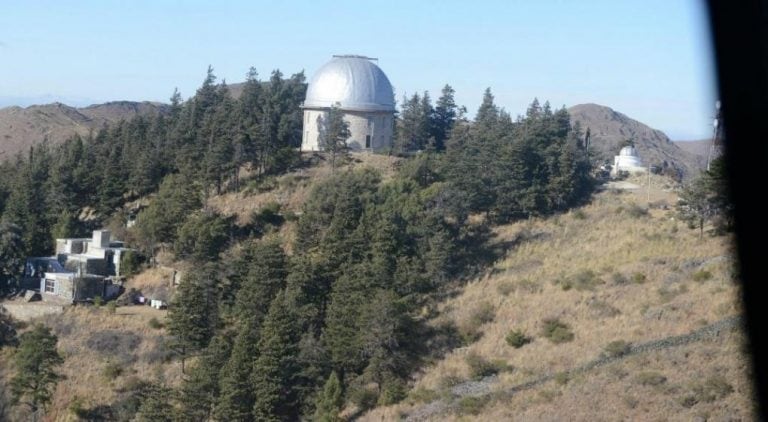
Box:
[103,361,124,380]
[603,340,631,357]
[93,296,103,307]
[625,203,649,218]
[349,385,378,411]
[119,250,144,278]
[554,372,570,385]
[250,201,285,235]
[505,330,533,348]
[635,371,667,386]
[572,209,587,220]
[631,272,647,284]
[458,324,483,346]
[408,387,439,404]
[692,269,713,282]
[469,302,496,326]
[105,301,117,314]
[148,318,164,330]
[496,281,515,296]
[378,378,407,406]
[465,353,510,380]
[456,395,491,415]
[557,270,601,291]
[541,318,574,343]
[680,375,734,407]
[611,272,629,285]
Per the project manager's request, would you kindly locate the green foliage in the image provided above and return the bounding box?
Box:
[314,371,344,422]
[680,375,733,407]
[505,330,533,348]
[135,383,173,422]
[0,221,25,291]
[10,324,64,414]
[678,156,733,237]
[469,302,496,326]
[173,210,233,261]
[556,269,601,291]
[119,250,144,278]
[692,269,713,282]
[635,371,667,386]
[541,318,575,344]
[603,340,631,357]
[250,201,285,235]
[318,104,352,169]
[147,318,164,330]
[252,290,301,421]
[456,395,492,415]
[177,334,233,421]
[0,309,17,348]
[166,267,219,366]
[631,272,647,284]
[102,361,123,380]
[465,352,510,379]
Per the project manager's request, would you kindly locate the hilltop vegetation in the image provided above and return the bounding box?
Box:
[0,66,743,421]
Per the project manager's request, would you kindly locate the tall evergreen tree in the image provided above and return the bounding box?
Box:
[317,104,351,171]
[252,290,301,421]
[432,84,458,150]
[10,324,63,419]
[177,334,233,421]
[314,371,343,422]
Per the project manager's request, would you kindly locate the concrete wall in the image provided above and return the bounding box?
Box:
[302,108,394,152]
[0,303,65,322]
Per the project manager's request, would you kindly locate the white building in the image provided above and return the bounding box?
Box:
[612,146,646,175]
[301,55,396,152]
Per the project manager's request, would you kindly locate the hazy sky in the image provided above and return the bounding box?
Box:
[0,0,716,140]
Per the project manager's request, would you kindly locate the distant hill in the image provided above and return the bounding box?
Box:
[675,139,712,169]
[568,103,703,178]
[0,101,168,159]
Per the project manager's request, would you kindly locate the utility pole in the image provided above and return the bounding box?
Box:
[647,163,651,203]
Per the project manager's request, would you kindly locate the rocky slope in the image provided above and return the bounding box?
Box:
[0,101,167,159]
[569,103,703,178]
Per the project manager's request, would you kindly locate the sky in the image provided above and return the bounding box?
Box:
[0,0,716,140]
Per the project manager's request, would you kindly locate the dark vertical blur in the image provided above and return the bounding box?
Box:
[707,0,768,416]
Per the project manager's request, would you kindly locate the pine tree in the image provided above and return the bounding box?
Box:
[317,104,351,171]
[177,334,233,421]
[166,266,219,372]
[135,383,173,422]
[214,321,259,422]
[314,371,343,422]
[252,290,301,421]
[10,324,63,418]
[432,84,458,150]
[0,222,24,292]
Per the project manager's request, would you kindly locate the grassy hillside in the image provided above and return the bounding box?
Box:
[0,160,751,421]
[363,175,752,421]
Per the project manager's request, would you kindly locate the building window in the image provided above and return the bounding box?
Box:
[44,279,55,293]
[366,135,371,148]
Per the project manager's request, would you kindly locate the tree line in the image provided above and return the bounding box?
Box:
[0,65,596,420]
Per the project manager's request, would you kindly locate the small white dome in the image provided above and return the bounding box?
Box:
[304,55,395,112]
[619,146,638,156]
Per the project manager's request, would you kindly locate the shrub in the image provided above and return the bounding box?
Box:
[106,301,117,315]
[631,272,647,284]
[93,296,103,307]
[505,330,533,348]
[465,353,511,380]
[611,272,629,285]
[456,395,491,415]
[541,318,575,343]
[103,361,124,380]
[496,281,515,296]
[603,340,631,357]
[250,201,285,235]
[348,385,378,411]
[572,209,587,220]
[378,378,407,406]
[623,203,648,218]
[469,302,496,326]
[458,324,483,346]
[635,371,667,386]
[408,387,439,404]
[148,318,164,330]
[681,375,734,407]
[557,270,601,291]
[119,250,144,278]
[692,269,713,282]
[554,372,570,385]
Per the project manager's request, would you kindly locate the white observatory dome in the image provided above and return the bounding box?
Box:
[303,55,395,112]
[619,146,639,157]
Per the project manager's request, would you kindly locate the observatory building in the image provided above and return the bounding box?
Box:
[612,146,646,174]
[301,55,395,152]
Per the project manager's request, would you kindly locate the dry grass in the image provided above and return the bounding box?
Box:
[363,184,751,421]
[207,152,401,225]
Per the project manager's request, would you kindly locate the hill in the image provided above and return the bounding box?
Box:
[676,139,713,169]
[568,104,703,178]
[0,101,167,159]
[365,174,751,421]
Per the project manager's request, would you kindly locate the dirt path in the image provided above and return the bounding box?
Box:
[402,315,743,421]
